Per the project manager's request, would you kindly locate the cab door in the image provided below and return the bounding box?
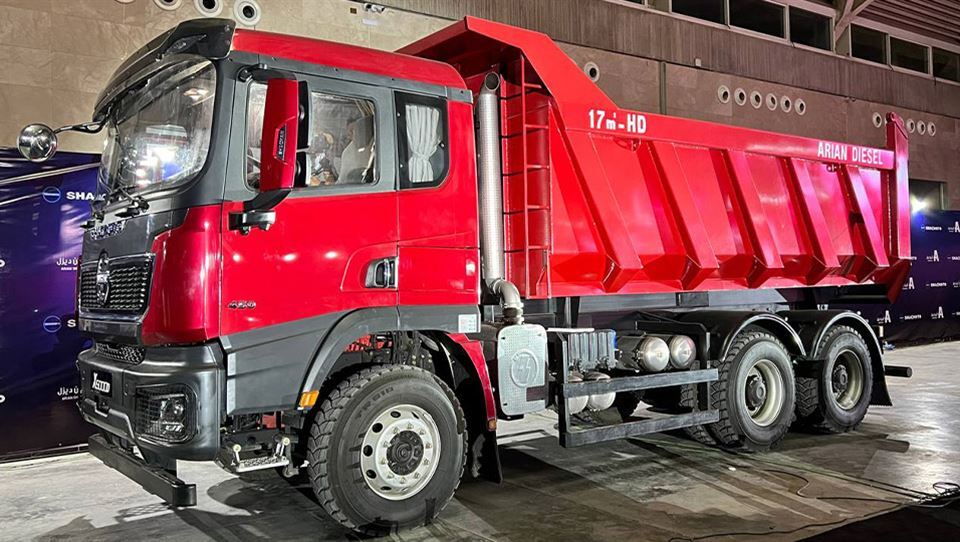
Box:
[221,75,399,337]
[395,92,480,308]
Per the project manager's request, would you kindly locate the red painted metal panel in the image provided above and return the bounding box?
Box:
[220,190,398,336]
[259,78,299,192]
[722,150,784,287]
[398,100,481,306]
[232,29,467,90]
[142,205,221,345]
[648,141,720,289]
[446,334,496,424]
[784,157,841,283]
[843,165,890,270]
[409,17,909,299]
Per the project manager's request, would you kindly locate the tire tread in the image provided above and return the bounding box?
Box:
[796,325,870,434]
[708,328,795,452]
[306,364,466,535]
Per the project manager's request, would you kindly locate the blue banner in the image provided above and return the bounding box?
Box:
[0,149,100,459]
[840,209,960,343]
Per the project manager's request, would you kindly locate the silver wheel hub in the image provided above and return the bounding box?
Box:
[832,349,864,410]
[741,358,785,427]
[360,404,441,501]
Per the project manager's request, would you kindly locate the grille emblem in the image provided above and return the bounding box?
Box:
[96,253,110,305]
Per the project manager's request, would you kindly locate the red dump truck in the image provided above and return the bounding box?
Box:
[17,16,912,534]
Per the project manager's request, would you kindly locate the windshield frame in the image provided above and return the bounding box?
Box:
[94,54,222,213]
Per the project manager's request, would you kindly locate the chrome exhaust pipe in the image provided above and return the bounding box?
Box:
[477,72,523,325]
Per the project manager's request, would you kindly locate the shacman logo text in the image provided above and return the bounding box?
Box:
[41,186,96,204]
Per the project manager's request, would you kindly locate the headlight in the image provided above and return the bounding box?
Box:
[135,385,195,443]
[668,335,696,369]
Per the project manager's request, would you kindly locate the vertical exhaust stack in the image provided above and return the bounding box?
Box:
[477,72,523,325]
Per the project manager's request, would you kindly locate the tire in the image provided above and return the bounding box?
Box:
[679,384,718,446]
[307,364,467,535]
[796,325,873,433]
[708,328,796,452]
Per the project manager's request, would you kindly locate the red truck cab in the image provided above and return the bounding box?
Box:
[15,16,911,534]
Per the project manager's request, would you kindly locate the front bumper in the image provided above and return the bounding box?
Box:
[78,341,224,461]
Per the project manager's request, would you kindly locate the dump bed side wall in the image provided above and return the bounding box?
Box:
[402,17,911,301]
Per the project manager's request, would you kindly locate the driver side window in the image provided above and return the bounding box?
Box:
[246,82,378,189]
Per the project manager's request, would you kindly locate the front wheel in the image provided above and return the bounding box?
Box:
[307,364,466,535]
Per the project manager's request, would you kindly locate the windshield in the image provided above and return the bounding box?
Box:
[98,59,216,201]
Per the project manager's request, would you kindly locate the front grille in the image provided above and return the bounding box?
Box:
[134,384,196,444]
[95,342,145,365]
[80,257,153,313]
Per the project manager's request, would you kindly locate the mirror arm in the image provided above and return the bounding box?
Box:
[243,188,289,213]
[54,121,105,135]
[228,189,291,235]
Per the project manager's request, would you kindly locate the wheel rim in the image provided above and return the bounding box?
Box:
[832,348,864,410]
[741,358,785,427]
[359,403,441,501]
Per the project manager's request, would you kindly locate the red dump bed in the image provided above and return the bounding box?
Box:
[401,17,912,301]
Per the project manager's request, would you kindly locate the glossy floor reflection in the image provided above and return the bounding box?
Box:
[2,342,959,541]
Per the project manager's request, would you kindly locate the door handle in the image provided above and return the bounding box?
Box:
[365,257,397,288]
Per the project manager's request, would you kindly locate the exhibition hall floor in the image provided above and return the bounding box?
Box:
[3,342,960,541]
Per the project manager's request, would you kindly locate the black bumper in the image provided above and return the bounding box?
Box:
[78,342,224,461]
[88,434,197,507]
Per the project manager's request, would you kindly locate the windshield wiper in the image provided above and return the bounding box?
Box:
[111,182,150,218]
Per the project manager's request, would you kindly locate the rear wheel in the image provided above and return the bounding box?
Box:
[796,325,873,433]
[709,328,795,451]
[307,364,466,535]
[679,384,718,446]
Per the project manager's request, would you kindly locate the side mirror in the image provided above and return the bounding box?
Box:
[229,77,302,235]
[18,124,58,162]
[258,78,301,192]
